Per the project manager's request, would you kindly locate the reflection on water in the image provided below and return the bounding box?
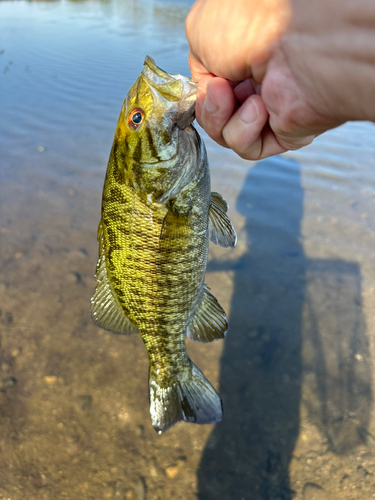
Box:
[1,1,375,499]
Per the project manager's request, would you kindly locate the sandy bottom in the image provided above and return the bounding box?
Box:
[1,153,375,500]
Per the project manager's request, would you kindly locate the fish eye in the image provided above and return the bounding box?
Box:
[127,108,145,130]
[132,112,142,124]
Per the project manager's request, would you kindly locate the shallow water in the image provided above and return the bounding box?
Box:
[1,1,375,499]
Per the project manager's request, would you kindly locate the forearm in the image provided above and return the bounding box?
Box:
[282,0,375,122]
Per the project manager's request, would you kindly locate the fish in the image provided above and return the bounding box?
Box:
[91,56,236,434]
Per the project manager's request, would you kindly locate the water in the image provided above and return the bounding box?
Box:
[1,1,375,499]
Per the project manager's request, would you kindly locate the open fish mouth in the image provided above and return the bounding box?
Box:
[142,56,197,130]
[142,55,197,94]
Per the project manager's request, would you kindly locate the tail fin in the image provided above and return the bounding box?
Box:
[149,362,222,434]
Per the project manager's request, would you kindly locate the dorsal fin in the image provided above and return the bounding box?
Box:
[187,285,228,343]
[91,222,138,335]
[208,193,237,248]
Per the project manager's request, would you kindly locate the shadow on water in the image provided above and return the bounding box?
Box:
[302,260,372,455]
[198,156,372,499]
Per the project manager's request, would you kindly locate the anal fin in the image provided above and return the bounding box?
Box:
[187,285,228,343]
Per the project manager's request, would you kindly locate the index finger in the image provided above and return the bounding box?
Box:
[188,51,213,82]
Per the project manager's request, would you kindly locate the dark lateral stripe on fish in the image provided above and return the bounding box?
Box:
[119,237,159,249]
[130,244,160,254]
[130,275,159,286]
[107,245,121,258]
[132,137,143,164]
[123,282,192,301]
[103,204,132,215]
[102,207,132,219]
[123,134,129,153]
[112,165,125,185]
[145,127,161,162]
[116,226,131,237]
[109,186,130,205]
[134,78,142,105]
[106,227,120,244]
[111,279,123,289]
[159,129,170,147]
[113,140,127,173]
[114,287,125,297]
[102,213,130,226]
[146,348,187,368]
[144,338,185,354]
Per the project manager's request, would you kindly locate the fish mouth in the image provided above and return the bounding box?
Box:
[142,56,197,130]
[142,56,197,95]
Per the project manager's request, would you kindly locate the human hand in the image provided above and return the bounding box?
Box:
[186,0,375,160]
[192,64,319,160]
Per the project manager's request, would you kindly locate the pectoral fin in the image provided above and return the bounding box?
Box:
[187,285,228,343]
[91,223,138,335]
[211,192,229,212]
[208,193,237,248]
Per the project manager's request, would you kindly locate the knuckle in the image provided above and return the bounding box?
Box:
[277,134,314,151]
[238,144,262,161]
[225,134,262,161]
[222,123,240,150]
[222,122,257,158]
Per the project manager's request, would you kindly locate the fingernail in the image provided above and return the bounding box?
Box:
[204,88,218,114]
[239,97,259,124]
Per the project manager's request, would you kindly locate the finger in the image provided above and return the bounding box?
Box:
[223,95,315,160]
[222,95,278,159]
[195,75,212,122]
[222,95,290,159]
[273,131,315,151]
[196,77,237,148]
[188,51,212,82]
[250,78,262,95]
[233,79,256,104]
[258,125,314,158]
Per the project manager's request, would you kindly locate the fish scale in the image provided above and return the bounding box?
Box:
[102,165,203,356]
[91,56,237,433]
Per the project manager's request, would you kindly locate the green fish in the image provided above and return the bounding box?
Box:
[91,56,236,433]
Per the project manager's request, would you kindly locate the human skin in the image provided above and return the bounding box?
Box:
[186,0,375,160]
